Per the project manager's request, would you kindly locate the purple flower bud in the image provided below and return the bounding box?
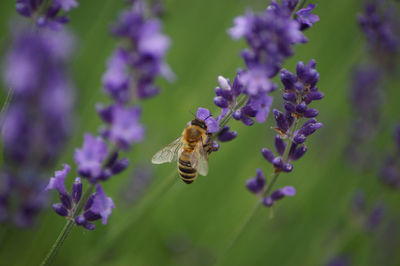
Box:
[293,134,306,144]
[71,177,82,204]
[295,102,307,113]
[96,104,114,124]
[282,92,297,103]
[282,163,293,172]
[75,215,86,226]
[104,150,119,168]
[296,4,320,30]
[274,135,286,156]
[246,169,266,194]
[218,126,237,142]
[290,145,308,161]
[273,109,289,132]
[261,148,275,163]
[280,69,297,90]
[241,115,254,126]
[298,121,323,136]
[83,210,102,221]
[84,194,95,211]
[304,108,319,118]
[271,189,284,200]
[232,109,242,120]
[52,203,68,217]
[284,102,296,113]
[281,186,296,196]
[84,222,96,230]
[263,196,274,207]
[272,157,284,168]
[214,96,229,108]
[307,91,324,101]
[59,193,72,210]
[110,158,129,175]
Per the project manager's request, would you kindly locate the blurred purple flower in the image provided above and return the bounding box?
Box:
[74,134,108,180]
[103,0,174,102]
[0,25,75,227]
[296,4,319,30]
[16,0,78,30]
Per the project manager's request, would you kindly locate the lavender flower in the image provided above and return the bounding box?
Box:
[296,4,319,30]
[46,165,114,230]
[102,0,174,102]
[0,25,75,227]
[45,0,172,231]
[16,0,78,30]
[213,0,319,132]
[358,0,399,56]
[246,60,323,208]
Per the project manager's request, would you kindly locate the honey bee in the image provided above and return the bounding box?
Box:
[151,117,213,184]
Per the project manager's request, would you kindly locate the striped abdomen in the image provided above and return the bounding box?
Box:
[178,150,197,184]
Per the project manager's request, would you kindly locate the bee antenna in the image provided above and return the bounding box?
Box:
[204,114,212,121]
[188,110,196,118]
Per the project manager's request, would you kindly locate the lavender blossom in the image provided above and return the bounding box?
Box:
[16,0,78,30]
[215,0,319,131]
[296,4,319,30]
[0,25,75,227]
[46,165,114,230]
[246,60,323,208]
[102,0,174,102]
[46,0,172,230]
[358,0,399,56]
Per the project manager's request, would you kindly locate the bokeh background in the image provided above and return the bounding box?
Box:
[0,0,400,265]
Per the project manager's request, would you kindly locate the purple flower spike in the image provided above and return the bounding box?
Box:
[46,164,71,195]
[72,178,82,204]
[74,134,108,179]
[90,185,115,225]
[296,4,319,30]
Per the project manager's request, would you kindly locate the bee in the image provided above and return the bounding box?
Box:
[151,117,213,184]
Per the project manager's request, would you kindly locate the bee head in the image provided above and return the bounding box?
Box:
[191,118,207,130]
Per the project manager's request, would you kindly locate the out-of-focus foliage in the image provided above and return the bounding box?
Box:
[0,0,399,265]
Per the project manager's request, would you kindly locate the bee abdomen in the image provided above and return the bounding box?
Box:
[178,158,197,184]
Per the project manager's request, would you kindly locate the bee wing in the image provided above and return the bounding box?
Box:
[197,142,209,176]
[151,137,183,164]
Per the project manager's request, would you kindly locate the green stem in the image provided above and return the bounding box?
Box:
[40,184,96,266]
[214,117,300,265]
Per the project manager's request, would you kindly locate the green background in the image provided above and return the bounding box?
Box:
[0,0,400,265]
